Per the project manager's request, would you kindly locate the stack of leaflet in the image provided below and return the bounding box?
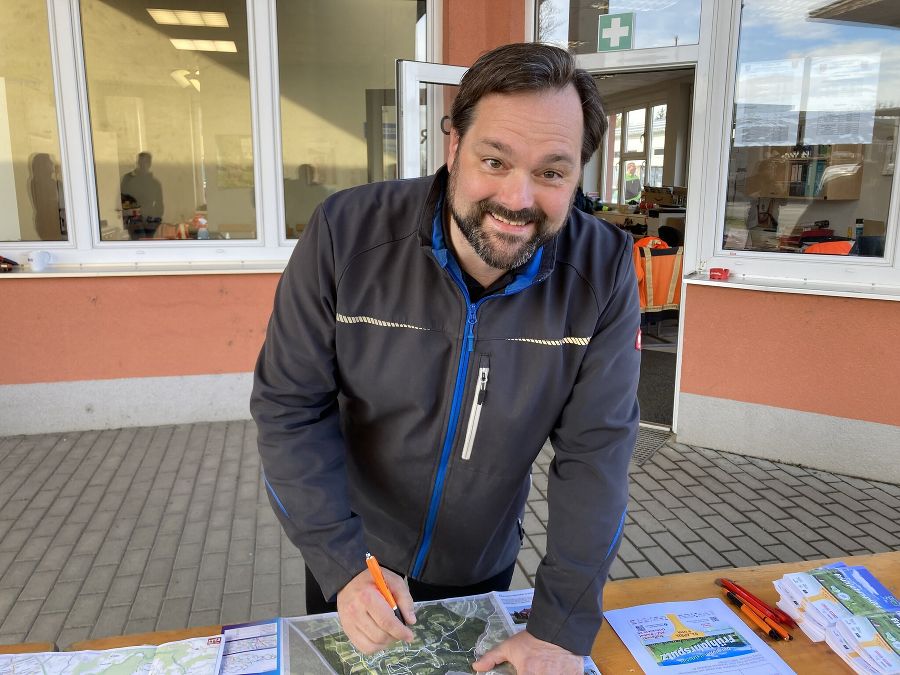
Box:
[773,562,900,674]
[827,611,900,674]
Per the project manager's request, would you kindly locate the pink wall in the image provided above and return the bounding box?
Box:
[680,284,900,427]
[443,0,526,66]
[2,275,279,385]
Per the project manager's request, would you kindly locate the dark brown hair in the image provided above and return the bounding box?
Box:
[450,43,607,166]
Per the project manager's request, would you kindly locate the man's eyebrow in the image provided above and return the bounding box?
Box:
[541,153,576,166]
[475,138,512,155]
[475,139,576,166]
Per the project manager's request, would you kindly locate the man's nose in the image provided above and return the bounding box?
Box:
[497,172,535,212]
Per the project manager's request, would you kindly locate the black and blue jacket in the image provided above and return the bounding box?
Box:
[251,166,640,655]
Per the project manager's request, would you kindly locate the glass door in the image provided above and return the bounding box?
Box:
[396,60,467,179]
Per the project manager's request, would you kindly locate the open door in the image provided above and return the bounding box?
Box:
[396,60,467,179]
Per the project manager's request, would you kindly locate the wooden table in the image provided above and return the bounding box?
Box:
[590,551,900,673]
[68,624,222,651]
[10,552,897,671]
[0,642,56,654]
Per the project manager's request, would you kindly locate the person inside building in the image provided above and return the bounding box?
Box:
[623,161,642,201]
[121,151,164,239]
[251,42,640,674]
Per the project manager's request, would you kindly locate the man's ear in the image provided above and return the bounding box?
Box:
[447,128,460,172]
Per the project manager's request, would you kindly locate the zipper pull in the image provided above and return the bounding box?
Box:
[477,368,488,404]
[466,305,478,352]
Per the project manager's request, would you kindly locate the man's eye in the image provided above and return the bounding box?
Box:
[485,158,502,169]
[543,170,562,180]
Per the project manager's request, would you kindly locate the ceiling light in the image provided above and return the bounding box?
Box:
[169,38,237,52]
[148,9,229,27]
[170,68,200,91]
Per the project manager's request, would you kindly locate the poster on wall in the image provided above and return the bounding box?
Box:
[803,54,878,146]
[733,59,803,146]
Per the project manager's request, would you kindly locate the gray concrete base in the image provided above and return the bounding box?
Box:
[0,374,253,435]
[677,393,900,484]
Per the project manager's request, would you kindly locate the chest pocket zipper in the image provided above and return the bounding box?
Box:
[461,356,490,460]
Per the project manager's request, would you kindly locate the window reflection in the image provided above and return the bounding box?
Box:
[723,0,899,257]
[0,1,67,242]
[277,1,425,239]
[81,0,256,241]
[538,0,701,53]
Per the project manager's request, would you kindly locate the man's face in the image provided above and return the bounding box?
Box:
[446,86,583,271]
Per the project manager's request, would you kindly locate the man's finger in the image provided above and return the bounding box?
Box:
[343,624,384,656]
[367,595,415,643]
[385,574,416,625]
[472,646,505,672]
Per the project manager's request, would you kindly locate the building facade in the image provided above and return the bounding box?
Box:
[2,0,898,483]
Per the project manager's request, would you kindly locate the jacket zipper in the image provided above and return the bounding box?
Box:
[411,300,480,578]
[461,356,490,461]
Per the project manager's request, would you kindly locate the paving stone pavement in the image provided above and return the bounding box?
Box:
[0,421,898,648]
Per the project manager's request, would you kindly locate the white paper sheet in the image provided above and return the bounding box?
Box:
[604,597,796,674]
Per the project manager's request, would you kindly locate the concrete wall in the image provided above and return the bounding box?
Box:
[677,283,900,482]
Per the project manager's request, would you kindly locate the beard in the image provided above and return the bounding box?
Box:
[447,167,571,271]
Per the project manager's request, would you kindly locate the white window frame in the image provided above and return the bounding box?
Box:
[0,0,439,273]
[602,100,667,202]
[691,0,900,294]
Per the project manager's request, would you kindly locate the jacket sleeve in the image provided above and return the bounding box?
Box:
[250,203,368,601]
[526,234,641,655]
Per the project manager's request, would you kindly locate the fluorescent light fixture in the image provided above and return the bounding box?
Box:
[148,9,229,27]
[169,38,237,52]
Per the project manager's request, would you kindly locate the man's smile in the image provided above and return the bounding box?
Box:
[487,210,534,233]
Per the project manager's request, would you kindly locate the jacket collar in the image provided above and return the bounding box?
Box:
[420,165,558,292]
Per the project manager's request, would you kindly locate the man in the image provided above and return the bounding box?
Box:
[252,43,639,673]
[121,151,164,239]
[623,161,642,201]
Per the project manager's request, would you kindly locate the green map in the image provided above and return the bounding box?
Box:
[0,636,224,675]
[284,593,515,674]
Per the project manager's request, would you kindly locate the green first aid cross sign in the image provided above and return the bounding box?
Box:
[598,13,634,52]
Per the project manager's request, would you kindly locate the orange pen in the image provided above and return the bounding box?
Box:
[726,591,781,640]
[366,552,406,625]
[761,613,793,641]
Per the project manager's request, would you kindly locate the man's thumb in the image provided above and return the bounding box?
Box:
[472,646,504,672]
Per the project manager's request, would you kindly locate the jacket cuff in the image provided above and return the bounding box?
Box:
[525,607,602,657]
[525,562,609,655]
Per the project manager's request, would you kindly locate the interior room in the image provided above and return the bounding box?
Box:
[584,67,695,427]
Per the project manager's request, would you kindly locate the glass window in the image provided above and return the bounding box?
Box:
[0,1,67,242]
[277,1,426,239]
[648,104,667,187]
[538,0,701,53]
[625,107,645,153]
[723,0,898,258]
[603,112,623,203]
[80,0,256,242]
[602,105,668,204]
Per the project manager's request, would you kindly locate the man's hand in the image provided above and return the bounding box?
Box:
[472,630,582,674]
[336,567,416,654]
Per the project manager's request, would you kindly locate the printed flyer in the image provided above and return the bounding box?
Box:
[605,598,796,674]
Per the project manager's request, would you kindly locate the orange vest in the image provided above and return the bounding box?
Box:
[633,238,683,312]
[803,240,852,255]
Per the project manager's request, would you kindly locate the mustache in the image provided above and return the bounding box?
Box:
[477,199,547,225]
